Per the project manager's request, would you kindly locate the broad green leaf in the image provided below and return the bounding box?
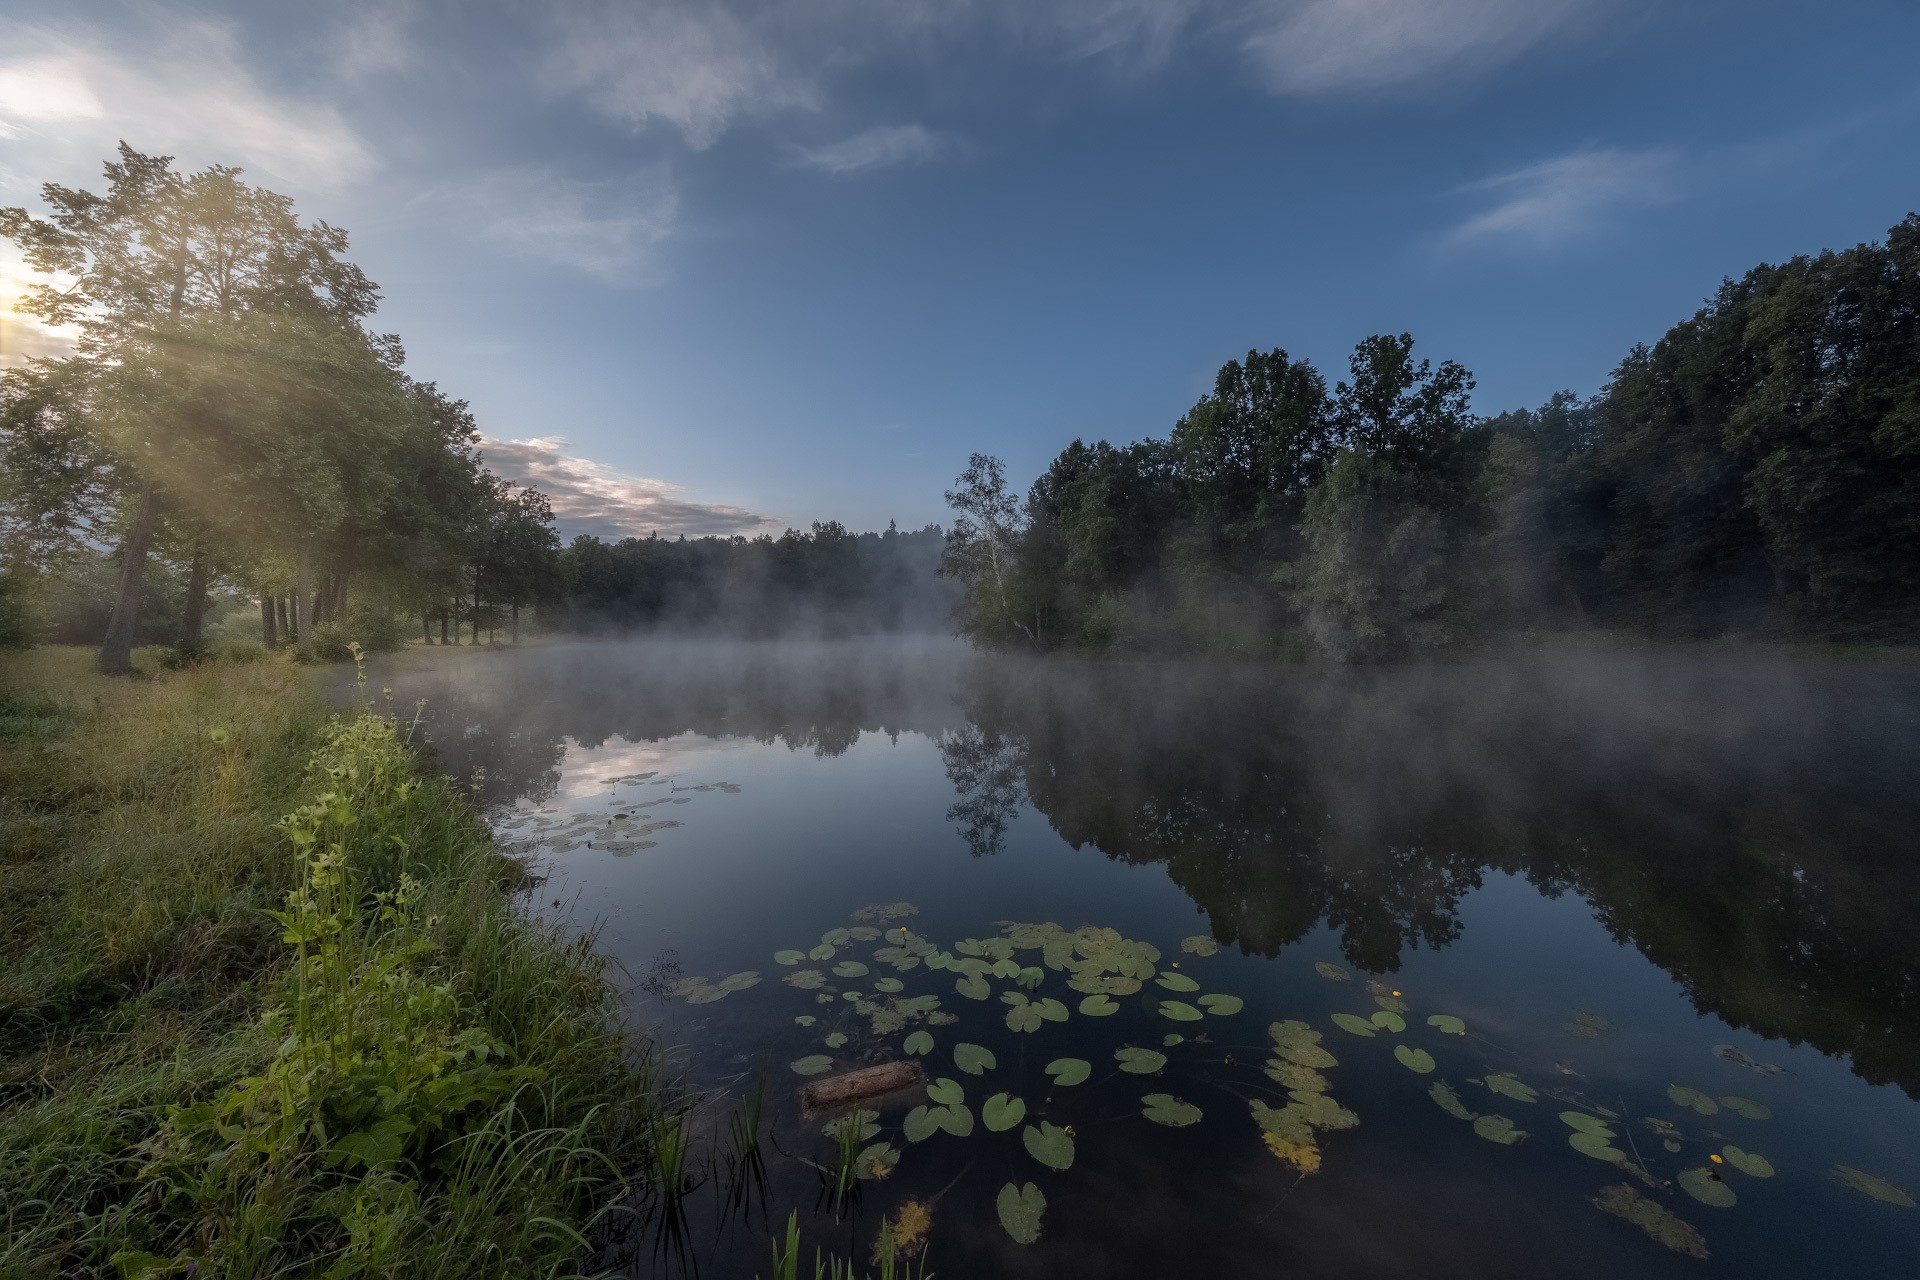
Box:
[1332,1013,1377,1037]
[855,1141,900,1180]
[903,1030,933,1056]
[1373,994,1410,1015]
[824,1032,848,1049]
[1426,1014,1466,1035]
[1046,1057,1091,1087]
[1180,935,1219,956]
[1667,1085,1719,1115]
[1141,1093,1203,1127]
[1722,1146,1774,1178]
[1370,1010,1406,1033]
[1156,971,1201,992]
[927,1077,964,1106]
[1430,1080,1476,1121]
[1313,961,1351,981]
[1198,993,1243,1016]
[935,1103,974,1137]
[1473,1114,1526,1145]
[1022,1121,1074,1169]
[784,969,826,990]
[1116,1047,1166,1074]
[1162,1034,1184,1046]
[903,1105,940,1143]
[774,949,805,965]
[809,944,836,961]
[956,975,990,1001]
[1016,965,1046,989]
[1036,998,1069,1022]
[718,971,760,991]
[790,1054,833,1076]
[833,961,869,979]
[1830,1165,1915,1207]
[1483,1073,1537,1103]
[795,1015,817,1027]
[954,1043,996,1075]
[1719,1096,1772,1121]
[983,1093,1027,1132]
[1394,1045,1435,1073]
[1569,1131,1627,1163]
[996,1182,1045,1245]
[991,958,1022,979]
[824,1109,881,1142]
[1078,994,1118,1016]
[1006,1003,1045,1033]
[1159,1000,1203,1022]
[874,977,904,993]
[822,928,852,946]
[1560,1111,1614,1136]
[1677,1167,1737,1208]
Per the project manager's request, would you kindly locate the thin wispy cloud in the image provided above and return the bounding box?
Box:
[0,23,372,191]
[792,125,944,176]
[479,436,780,540]
[426,166,681,278]
[1447,146,1680,246]
[1240,0,1603,94]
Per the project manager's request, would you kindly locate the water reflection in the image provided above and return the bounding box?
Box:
[370,641,1920,1101]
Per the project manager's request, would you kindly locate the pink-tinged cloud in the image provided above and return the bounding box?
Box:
[478,435,781,541]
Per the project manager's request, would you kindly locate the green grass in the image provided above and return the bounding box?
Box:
[0,647,647,1279]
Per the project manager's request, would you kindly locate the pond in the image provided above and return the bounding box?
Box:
[360,638,1920,1278]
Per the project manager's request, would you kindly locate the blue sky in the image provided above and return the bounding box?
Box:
[3,1,1917,538]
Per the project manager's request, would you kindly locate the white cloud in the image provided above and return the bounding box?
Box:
[1447,146,1680,246]
[0,24,372,193]
[426,166,681,278]
[479,436,781,540]
[791,124,944,175]
[1230,0,1600,94]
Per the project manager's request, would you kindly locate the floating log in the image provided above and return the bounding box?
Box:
[803,1059,925,1110]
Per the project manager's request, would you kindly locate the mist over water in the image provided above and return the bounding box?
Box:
[360,639,1920,1277]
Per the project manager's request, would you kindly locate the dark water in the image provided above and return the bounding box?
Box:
[362,639,1920,1278]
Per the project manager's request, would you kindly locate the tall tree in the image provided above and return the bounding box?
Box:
[941,453,1035,644]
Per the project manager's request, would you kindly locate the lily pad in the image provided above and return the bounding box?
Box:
[1198,993,1244,1016]
[824,1032,848,1049]
[1331,1013,1377,1037]
[1370,1010,1406,1033]
[874,977,904,993]
[1473,1114,1527,1145]
[1180,935,1219,956]
[1569,1131,1627,1163]
[1023,1120,1075,1169]
[1268,1060,1331,1093]
[795,1015,817,1027]
[1592,1184,1709,1259]
[983,1093,1027,1132]
[785,968,826,990]
[1079,994,1119,1016]
[1270,1021,1339,1069]
[1036,997,1069,1023]
[996,1182,1045,1245]
[1667,1084,1719,1115]
[954,1043,996,1075]
[1483,1073,1538,1103]
[1830,1165,1915,1207]
[955,975,990,1001]
[809,944,837,961]
[1006,1003,1045,1033]
[1156,971,1201,992]
[774,949,806,965]
[1313,961,1351,981]
[824,1109,881,1142]
[1678,1167,1737,1208]
[833,960,869,979]
[790,1054,834,1076]
[1163,1033,1185,1046]
[1142,1093,1203,1127]
[1374,995,1411,1015]
[718,971,760,991]
[1561,1111,1615,1136]
[1159,1000,1203,1022]
[822,928,852,946]
[1719,1096,1772,1121]
[904,1030,933,1056]
[1116,1047,1167,1074]
[927,1077,964,1106]
[1722,1146,1773,1178]
[1394,1045,1436,1074]
[1016,965,1046,989]
[935,1103,974,1137]
[1046,1057,1091,1087]
[1430,1080,1476,1121]
[1427,1014,1466,1035]
[903,1105,940,1143]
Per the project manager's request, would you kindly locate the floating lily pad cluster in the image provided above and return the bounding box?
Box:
[668,970,760,1004]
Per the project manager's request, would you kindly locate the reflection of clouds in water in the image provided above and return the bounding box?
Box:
[554,732,752,800]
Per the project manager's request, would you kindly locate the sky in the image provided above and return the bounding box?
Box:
[2,0,1917,539]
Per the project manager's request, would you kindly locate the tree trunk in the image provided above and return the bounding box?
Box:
[471,566,481,645]
[439,609,449,645]
[511,602,520,645]
[98,481,159,674]
[262,594,278,647]
[276,595,290,644]
[180,547,210,652]
[295,540,314,661]
[422,610,433,644]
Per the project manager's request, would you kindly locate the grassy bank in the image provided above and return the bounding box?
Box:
[0,647,645,1279]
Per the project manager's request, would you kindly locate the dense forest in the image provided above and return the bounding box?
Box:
[941,213,1920,657]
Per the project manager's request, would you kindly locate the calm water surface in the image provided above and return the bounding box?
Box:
[362,639,1920,1278]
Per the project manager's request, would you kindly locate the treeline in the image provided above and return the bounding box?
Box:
[0,145,559,667]
[551,520,957,636]
[941,214,1920,657]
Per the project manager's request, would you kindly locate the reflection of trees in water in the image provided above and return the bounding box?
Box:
[936,725,1025,856]
[950,653,1920,1099]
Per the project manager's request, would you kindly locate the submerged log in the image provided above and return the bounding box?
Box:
[803,1059,924,1110]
